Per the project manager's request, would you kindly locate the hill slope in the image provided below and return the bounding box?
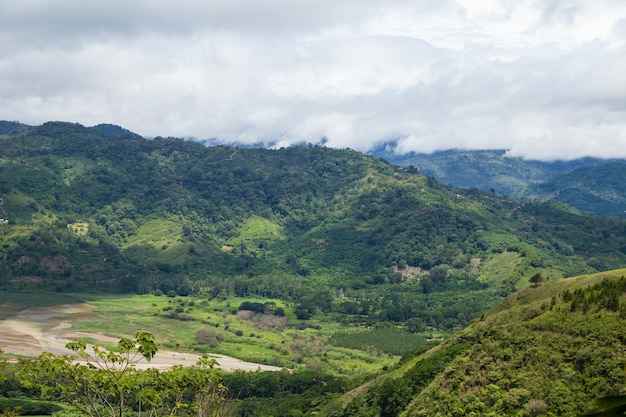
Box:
[371,148,614,196]
[335,269,626,417]
[2,121,626,337]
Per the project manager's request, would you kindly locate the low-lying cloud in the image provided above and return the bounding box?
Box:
[1,0,626,160]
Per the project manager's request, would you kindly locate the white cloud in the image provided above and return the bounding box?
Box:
[1,0,626,159]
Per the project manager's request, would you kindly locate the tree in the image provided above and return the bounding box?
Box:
[530,272,544,287]
[376,377,413,417]
[17,332,230,417]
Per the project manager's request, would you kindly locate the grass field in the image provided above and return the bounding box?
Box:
[62,293,399,375]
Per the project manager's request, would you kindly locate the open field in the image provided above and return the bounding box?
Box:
[0,295,281,371]
[0,292,399,375]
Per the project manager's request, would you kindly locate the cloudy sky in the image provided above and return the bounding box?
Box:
[2,0,626,160]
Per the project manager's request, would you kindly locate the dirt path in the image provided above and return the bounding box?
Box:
[0,303,282,372]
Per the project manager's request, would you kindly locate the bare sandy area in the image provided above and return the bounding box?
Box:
[0,303,282,372]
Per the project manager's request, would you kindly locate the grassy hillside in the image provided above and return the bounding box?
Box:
[335,269,626,417]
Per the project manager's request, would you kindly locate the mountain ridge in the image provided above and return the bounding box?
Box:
[2,120,626,334]
[3,121,626,416]
[6,120,625,219]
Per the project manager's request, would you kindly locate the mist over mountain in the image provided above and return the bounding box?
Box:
[2,120,626,291]
[368,145,626,218]
[3,120,626,416]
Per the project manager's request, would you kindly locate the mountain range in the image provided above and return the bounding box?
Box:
[2,120,626,324]
[371,147,626,218]
[3,120,626,416]
[5,121,625,219]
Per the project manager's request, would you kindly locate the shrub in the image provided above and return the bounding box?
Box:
[0,398,63,416]
[524,399,548,416]
[195,328,223,347]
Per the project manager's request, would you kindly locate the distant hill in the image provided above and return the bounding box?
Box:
[370,147,626,218]
[371,147,615,196]
[334,268,626,417]
[0,121,31,135]
[0,120,142,138]
[524,162,626,218]
[91,123,143,139]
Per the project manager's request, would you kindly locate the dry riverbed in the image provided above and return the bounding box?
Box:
[0,302,282,372]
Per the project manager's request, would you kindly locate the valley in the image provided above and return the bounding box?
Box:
[2,121,626,416]
[0,298,281,371]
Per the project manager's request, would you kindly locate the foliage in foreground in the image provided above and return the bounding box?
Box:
[15,333,230,417]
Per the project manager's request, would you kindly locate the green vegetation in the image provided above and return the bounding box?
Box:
[375,148,626,218]
[13,333,230,417]
[61,293,397,375]
[329,326,426,356]
[334,269,626,417]
[3,121,626,416]
[0,398,62,416]
[525,162,626,218]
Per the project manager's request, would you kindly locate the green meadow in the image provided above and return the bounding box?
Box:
[65,293,399,376]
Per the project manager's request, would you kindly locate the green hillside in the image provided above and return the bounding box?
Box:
[3,122,626,416]
[524,162,626,218]
[372,148,611,197]
[2,121,626,338]
[335,269,626,417]
[371,147,626,218]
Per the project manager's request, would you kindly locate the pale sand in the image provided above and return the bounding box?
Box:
[0,303,282,372]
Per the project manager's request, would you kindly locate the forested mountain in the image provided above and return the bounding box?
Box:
[524,162,626,218]
[334,268,626,417]
[3,121,626,416]
[0,121,31,135]
[373,147,626,217]
[2,121,626,334]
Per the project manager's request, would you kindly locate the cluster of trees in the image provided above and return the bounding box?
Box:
[329,325,427,356]
[221,370,350,416]
[238,301,285,316]
[340,342,468,417]
[1,333,230,417]
[563,275,626,313]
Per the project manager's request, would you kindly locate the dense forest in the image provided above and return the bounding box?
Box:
[2,121,626,416]
[4,270,626,416]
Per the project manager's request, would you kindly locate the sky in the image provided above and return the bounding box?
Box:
[1,1,626,160]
